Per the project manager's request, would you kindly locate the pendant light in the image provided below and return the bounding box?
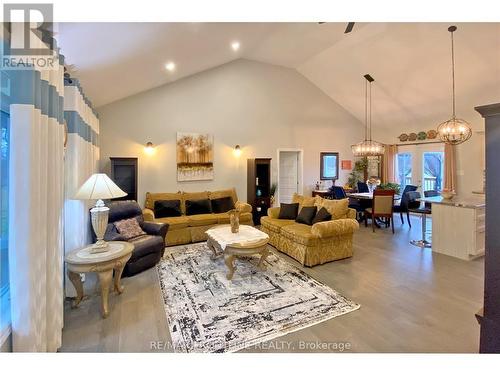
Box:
[437,26,472,145]
[351,74,385,157]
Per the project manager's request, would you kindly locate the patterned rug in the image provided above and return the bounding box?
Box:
[157,242,360,353]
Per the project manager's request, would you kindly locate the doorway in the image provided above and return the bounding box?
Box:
[396,143,445,192]
[277,149,303,204]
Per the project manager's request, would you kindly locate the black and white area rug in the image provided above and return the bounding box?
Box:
[157,242,360,353]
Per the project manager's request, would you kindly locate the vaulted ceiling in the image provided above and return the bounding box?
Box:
[57,22,500,132]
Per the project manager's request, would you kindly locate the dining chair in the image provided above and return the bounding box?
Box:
[357,181,369,193]
[364,189,396,233]
[332,186,348,199]
[393,184,418,226]
[424,190,440,209]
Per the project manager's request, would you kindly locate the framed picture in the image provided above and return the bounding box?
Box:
[176,132,214,181]
[341,160,352,170]
[320,152,339,181]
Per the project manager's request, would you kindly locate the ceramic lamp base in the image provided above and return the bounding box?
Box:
[90,201,110,252]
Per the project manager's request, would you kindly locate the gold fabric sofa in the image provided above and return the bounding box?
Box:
[142,188,253,246]
[260,194,359,267]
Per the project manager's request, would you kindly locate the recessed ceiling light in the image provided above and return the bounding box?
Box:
[231,41,240,52]
[165,62,176,72]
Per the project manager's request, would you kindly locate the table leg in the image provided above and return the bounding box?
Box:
[67,270,84,308]
[208,239,218,260]
[114,263,126,294]
[257,247,269,270]
[98,269,113,318]
[224,253,235,280]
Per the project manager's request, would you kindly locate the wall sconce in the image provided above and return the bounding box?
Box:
[233,144,242,158]
[145,141,155,155]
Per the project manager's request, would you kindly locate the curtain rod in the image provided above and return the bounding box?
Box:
[393,140,444,146]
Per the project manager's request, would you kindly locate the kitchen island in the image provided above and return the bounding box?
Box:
[419,195,485,261]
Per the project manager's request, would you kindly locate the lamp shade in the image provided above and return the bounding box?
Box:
[74,173,127,200]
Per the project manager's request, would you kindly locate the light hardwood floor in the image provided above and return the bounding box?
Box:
[60,216,484,353]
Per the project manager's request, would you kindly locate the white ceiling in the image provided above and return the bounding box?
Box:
[57,22,500,131]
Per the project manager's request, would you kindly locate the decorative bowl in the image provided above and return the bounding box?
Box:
[440,190,456,200]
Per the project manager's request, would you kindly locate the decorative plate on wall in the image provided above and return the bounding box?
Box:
[398,133,408,142]
[427,129,437,139]
[408,133,418,141]
[417,131,427,140]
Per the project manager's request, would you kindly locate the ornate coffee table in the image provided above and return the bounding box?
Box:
[65,241,134,318]
[206,225,270,280]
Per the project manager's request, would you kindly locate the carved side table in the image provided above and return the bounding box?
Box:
[65,241,134,318]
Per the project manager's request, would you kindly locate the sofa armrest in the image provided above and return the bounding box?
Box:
[347,208,357,220]
[141,221,169,241]
[143,208,155,221]
[311,219,359,238]
[235,201,252,214]
[267,207,280,219]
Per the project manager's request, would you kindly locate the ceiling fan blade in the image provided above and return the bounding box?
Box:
[344,22,355,33]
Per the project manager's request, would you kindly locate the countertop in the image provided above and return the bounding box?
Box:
[418,195,485,209]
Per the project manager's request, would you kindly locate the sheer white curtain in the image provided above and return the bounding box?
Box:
[63,80,100,296]
[8,35,65,351]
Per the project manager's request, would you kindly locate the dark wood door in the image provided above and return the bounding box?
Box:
[110,157,138,202]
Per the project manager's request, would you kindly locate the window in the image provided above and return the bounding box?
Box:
[0,110,10,339]
[320,152,339,180]
[396,153,412,191]
[423,152,444,192]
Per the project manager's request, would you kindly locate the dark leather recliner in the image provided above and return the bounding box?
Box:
[101,200,169,277]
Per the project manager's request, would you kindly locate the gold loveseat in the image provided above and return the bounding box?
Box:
[142,188,253,246]
[260,194,359,267]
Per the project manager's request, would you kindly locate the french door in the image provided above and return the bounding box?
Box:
[396,143,445,192]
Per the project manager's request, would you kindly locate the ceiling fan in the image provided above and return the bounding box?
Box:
[318,22,355,34]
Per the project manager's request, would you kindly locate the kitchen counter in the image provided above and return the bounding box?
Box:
[421,195,485,260]
[418,195,485,209]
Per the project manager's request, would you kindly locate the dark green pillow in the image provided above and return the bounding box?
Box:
[154,199,182,218]
[312,207,332,224]
[278,203,299,220]
[186,199,212,215]
[295,206,318,226]
[211,196,235,213]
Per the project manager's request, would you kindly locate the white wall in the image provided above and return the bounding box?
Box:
[98,59,364,206]
[377,112,485,196]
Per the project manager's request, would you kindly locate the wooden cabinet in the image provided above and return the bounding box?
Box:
[110,157,138,202]
[247,158,271,225]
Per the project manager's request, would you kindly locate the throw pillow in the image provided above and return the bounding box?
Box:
[154,199,182,218]
[114,218,146,240]
[312,207,332,224]
[278,203,299,220]
[315,198,349,219]
[185,199,212,215]
[211,196,235,213]
[295,206,318,226]
[292,193,316,209]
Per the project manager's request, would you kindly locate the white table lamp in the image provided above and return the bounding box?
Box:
[75,173,127,251]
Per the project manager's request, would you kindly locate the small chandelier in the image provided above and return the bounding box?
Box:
[437,26,472,145]
[352,74,385,157]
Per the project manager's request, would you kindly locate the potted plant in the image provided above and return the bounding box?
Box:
[379,182,401,195]
[347,157,368,189]
[270,183,278,206]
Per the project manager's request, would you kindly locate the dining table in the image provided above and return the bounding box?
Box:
[347,192,401,201]
[347,191,402,227]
